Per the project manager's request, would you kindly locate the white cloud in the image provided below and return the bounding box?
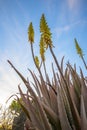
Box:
[0,61,19,105]
[0,6,42,106]
[54,24,71,39]
[67,0,80,11]
[67,0,77,9]
[0,47,37,106]
[0,53,32,106]
[54,20,87,39]
[0,34,38,107]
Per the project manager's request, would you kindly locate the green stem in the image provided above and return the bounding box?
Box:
[43,61,47,80]
[31,43,36,66]
[30,43,44,81]
[81,56,87,70]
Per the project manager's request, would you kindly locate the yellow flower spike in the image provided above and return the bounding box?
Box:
[39,36,45,61]
[28,22,34,44]
[74,38,83,58]
[34,56,40,68]
[40,14,53,48]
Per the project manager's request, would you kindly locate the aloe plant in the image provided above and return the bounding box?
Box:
[8,14,87,130]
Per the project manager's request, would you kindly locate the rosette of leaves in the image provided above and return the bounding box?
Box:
[8,57,87,130]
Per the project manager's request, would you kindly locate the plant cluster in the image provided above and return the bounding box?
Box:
[9,99,26,130]
[0,105,14,130]
[8,14,87,130]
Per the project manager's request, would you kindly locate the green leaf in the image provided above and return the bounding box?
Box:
[42,102,60,128]
[57,87,72,130]
[81,95,87,130]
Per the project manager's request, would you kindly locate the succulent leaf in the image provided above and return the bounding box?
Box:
[81,95,87,130]
[57,87,72,130]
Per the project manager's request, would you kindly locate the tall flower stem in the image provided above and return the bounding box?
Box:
[81,56,87,70]
[30,43,44,81]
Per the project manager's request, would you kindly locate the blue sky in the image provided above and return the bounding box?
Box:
[0,0,87,105]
